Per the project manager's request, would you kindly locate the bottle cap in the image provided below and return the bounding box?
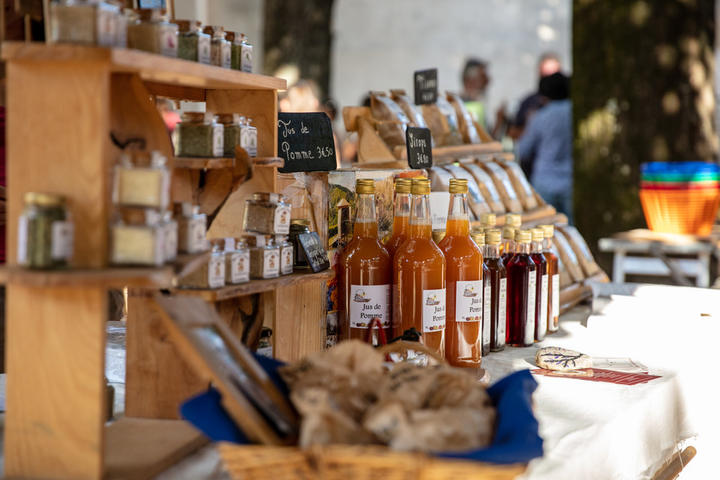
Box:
[432,229,446,243]
[532,228,544,242]
[394,178,412,194]
[516,229,532,244]
[502,226,515,240]
[356,179,375,194]
[480,213,496,226]
[471,231,485,245]
[291,218,311,226]
[505,213,522,228]
[448,178,469,194]
[540,224,554,238]
[486,229,502,244]
[411,178,431,195]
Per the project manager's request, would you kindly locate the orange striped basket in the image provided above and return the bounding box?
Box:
[639,187,720,235]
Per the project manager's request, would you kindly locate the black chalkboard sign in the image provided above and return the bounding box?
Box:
[414,68,438,105]
[298,232,330,273]
[405,127,433,169]
[277,112,337,173]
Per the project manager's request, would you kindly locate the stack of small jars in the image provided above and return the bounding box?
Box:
[176,111,257,159]
[50,2,254,72]
[242,193,294,280]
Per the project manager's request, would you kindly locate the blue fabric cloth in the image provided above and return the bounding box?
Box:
[516,99,573,197]
[180,357,543,465]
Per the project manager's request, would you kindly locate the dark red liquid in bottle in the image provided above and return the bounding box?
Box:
[484,253,506,351]
[530,249,547,342]
[506,238,536,347]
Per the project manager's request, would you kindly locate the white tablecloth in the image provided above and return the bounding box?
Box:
[481,283,720,480]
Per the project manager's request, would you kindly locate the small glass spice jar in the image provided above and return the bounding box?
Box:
[289,219,311,270]
[217,113,242,157]
[176,19,210,63]
[18,192,74,269]
[204,26,231,68]
[243,193,291,235]
[226,31,240,70]
[177,203,208,254]
[239,33,253,72]
[225,238,250,284]
[246,234,280,279]
[110,209,164,267]
[276,235,294,275]
[240,117,258,157]
[113,150,170,209]
[161,211,178,263]
[176,112,224,157]
[50,0,119,47]
[179,239,226,289]
[127,9,178,57]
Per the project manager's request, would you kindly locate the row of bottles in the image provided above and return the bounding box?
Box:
[338,177,561,367]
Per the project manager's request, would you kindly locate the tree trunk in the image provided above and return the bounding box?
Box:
[263,0,334,99]
[573,0,716,265]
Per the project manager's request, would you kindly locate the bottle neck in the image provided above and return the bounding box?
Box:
[517,242,531,255]
[446,192,470,236]
[543,237,553,252]
[532,240,542,254]
[393,192,411,218]
[485,243,500,259]
[409,193,432,239]
[503,238,515,254]
[353,193,378,238]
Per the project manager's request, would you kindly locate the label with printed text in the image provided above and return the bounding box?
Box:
[350,284,390,329]
[422,288,446,332]
[455,280,483,322]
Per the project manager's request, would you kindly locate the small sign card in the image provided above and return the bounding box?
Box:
[298,232,330,273]
[414,68,438,105]
[406,126,433,169]
[277,112,337,173]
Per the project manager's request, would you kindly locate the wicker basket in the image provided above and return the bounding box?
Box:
[218,443,525,480]
[639,187,720,235]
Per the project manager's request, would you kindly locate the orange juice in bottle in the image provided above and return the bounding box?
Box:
[339,179,392,343]
[394,178,446,355]
[385,178,412,258]
[439,179,483,368]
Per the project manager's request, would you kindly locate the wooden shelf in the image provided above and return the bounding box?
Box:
[1,42,287,92]
[175,269,335,302]
[104,417,207,480]
[174,156,284,169]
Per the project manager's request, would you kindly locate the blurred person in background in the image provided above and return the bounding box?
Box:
[516,72,573,222]
[461,58,490,131]
[512,53,562,140]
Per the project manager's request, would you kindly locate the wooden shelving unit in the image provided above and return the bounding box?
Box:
[1,41,331,480]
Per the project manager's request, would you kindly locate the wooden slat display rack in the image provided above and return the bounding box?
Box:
[2,42,330,479]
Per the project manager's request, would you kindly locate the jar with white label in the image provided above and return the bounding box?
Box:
[127,9,178,57]
[113,151,170,209]
[276,235,294,275]
[177,20,210,64]
[243,193,291,235]
[178,239,226,289]
[217,113,242,157]
[205,26,231,68]
[240,117,258,157]
[177,203,208,254]
[176,112,224,158]
[246,234,280,279]
[50,0,119,47]
[239,33,253,72]
[110,210,164,267]
[225,238,250,284]
[17,192,74,269]
[161,211,178,263]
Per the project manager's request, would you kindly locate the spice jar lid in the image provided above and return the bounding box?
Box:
[486,229,502,244]
[176,19,201,32]
[24,192,65,207]
[136,8,166,22]
[225,31,236,42]
[216,113,241,125]
[394,178,412,193]
[181,111,209,123]
[244,233,273,248]
[291,219,311,226]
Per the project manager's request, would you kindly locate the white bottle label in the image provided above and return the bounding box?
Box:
[164,222,178,262]
[189,219,207,253]
[422,288,446,333]
[241,43,253,72]
[212,124,224,157]
[274,205,291,234]
[198,35,211,64]
[263,249,280,278]
[160,25,178,57]
[96,6,116,47]
[482,281,492,347]
[552,274,560,320]
[240,125,258,157]
[455,280,482,322]
[539,274,549,335]
[498,278,507,340]
[230,251,250,283]
[51,221,74,261]
[281,245,293,275]
[526,272,536,345]
[350,284,390,329]
[208,255,225,289]
[17,214,28,265]
[221,42,232,68]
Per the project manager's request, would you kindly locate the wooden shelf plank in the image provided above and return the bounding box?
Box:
[175,269,334,302]
[104,417,207,480]
[174,157,235,169]
[1,42,287,91]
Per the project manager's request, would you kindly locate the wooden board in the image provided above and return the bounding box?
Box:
[125,292,209,420]
[0,265,174,288]
[1,42,287,91]
[174,157,235,169]
[4,285,107,479]
[174,270,335,302]
[104,417,208,480]
[272,278,328,362]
